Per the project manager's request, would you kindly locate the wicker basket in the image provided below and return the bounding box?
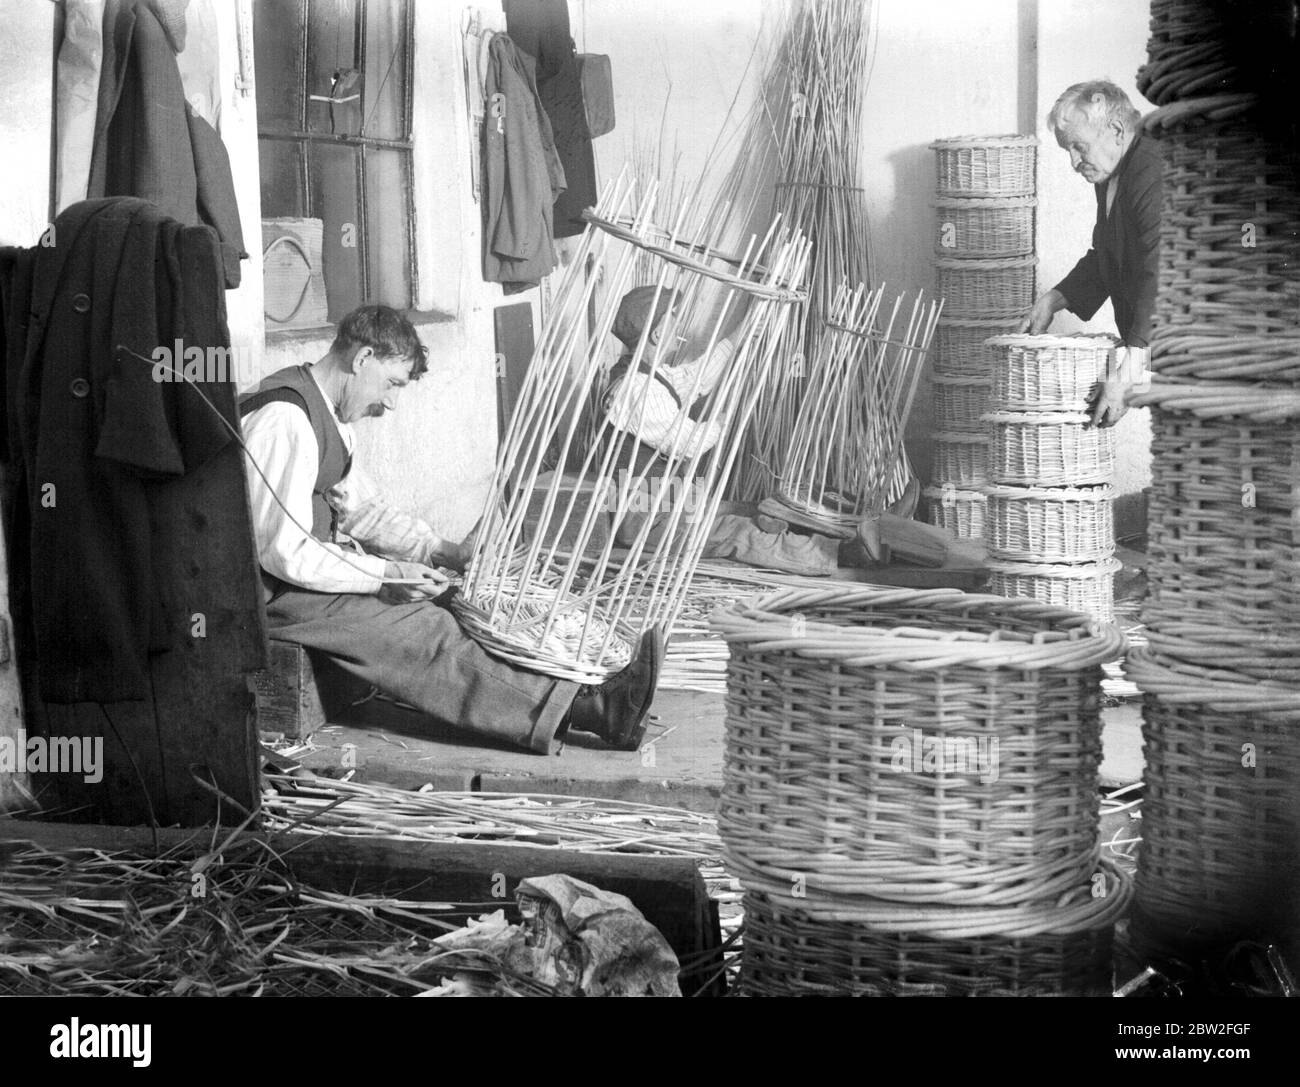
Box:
[1124,652,1300,939]
[985,333,1119,412]
[1142,95,1300,384]
[934,196,1036,259]
[924,485,986,538]
[930,134,1038,197]
[712,585,1123,906]
[985,410,1116,487]
[1130,382,1300,684]
[739,863,1130,996]
[932,431,989,485]
[931,374,992,431]
[931,317,1023,376]
[984,484,1115,563]
[935,256,1037,320]
[988,557,1122,623]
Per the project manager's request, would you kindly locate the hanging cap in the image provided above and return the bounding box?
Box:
[612,285,680,348]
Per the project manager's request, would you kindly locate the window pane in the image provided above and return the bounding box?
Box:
[310,141,363,319]
[306,0,359,135]
[363,148,412,307]
[258,138,305,217]
[253,0,305,133]
[362,0,409,140]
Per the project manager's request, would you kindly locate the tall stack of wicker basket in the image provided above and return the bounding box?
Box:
[980,335,1122,622]
[712,585,1132,996]
[1124,4,1300,967]
[925,135,1038,540]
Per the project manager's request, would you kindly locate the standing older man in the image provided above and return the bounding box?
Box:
[1021,80,1161,427]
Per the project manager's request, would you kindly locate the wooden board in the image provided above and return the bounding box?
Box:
[0,469,27,813]
[493,301,534,443]
[1,819,726,995]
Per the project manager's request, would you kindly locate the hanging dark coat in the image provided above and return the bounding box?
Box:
[0,198,238,703]
[482,33,567,292]
[87,0,247,288]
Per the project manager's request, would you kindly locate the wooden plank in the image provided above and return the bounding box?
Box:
[0,468,28,813]
[493,301,534,444]
[0,819,726,995]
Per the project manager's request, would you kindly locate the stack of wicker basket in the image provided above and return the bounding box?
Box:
[979,335,1122,622]
[924,135,1039,539]
[712,585,1132,996]
[1122,55,1300,963]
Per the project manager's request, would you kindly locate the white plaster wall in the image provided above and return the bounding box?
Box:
[1035,0,1154,513]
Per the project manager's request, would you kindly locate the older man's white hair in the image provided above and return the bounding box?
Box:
[1047,80,1140,135]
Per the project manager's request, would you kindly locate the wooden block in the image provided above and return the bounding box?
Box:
[252,642,327,740]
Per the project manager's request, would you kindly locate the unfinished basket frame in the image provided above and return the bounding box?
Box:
[933,195,1036,259]
[985,410,1117,487]
[457,175,810,682]
[935,256,1037,319]
[771,282,942,535]
[985,333,1119,412]
[739,862,1130,996]
[930,134,1038,197]
[983,484,1116,563]
[924,485,986,538]
[712,585,1124,907]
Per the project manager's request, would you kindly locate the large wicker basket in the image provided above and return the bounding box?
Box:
[931,374,992,431]
[934,195,1036,259]
[931,317,1023,376]
[986,333,1119,412]
[712,585,1124,907]
[924,485,986,538]
[988,557,1122,624]
[739,862,1131,997]
[935,256,1037,319]
[1124,650,1300,940]
[931,134,1038,197]
[984,484,1115,563]
[1142,95,1300,384]
[932,430,990,486]
[985,410,1116,487]
[1130,381,1300,684]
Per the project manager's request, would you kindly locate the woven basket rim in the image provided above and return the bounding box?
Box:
[985,409,1093,425]
[1139,91,1260,134]
[982,483,1116,501]
[1128,380,1300,421]
[930,374,993,387]
[938,317,1026,330]
[930,133,1040,148]
[922,485,987,499]
[935,255,1038,270]
[933,195,1038,209]
[933,429,992,443]
[1125,647,1300,714]
[984,333,1120,350]
[986,556,1122,577]
[710,584,1126,668]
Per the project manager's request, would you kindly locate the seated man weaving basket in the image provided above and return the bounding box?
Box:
[603,286,889,573]
[239,305,662,753]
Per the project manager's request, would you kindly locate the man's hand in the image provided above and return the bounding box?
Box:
[379,561,450,604]
[1087,378,1129,427]
[1017,288,1068,334]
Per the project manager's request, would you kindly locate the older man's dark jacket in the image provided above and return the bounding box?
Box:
[1054,133,1162,348]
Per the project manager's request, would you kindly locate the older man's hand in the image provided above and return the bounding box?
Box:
[1087,378,1129,427]
[379,561,451,603]
[1017,289,1068,335]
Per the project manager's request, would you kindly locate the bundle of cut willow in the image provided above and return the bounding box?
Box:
[457,173,810,684]
[729,0,877,503]
[772,282,941,535]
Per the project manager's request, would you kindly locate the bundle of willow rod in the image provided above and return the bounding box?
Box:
[730,0,878,503]
[772,282,941,534]
[457,173,810,683]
